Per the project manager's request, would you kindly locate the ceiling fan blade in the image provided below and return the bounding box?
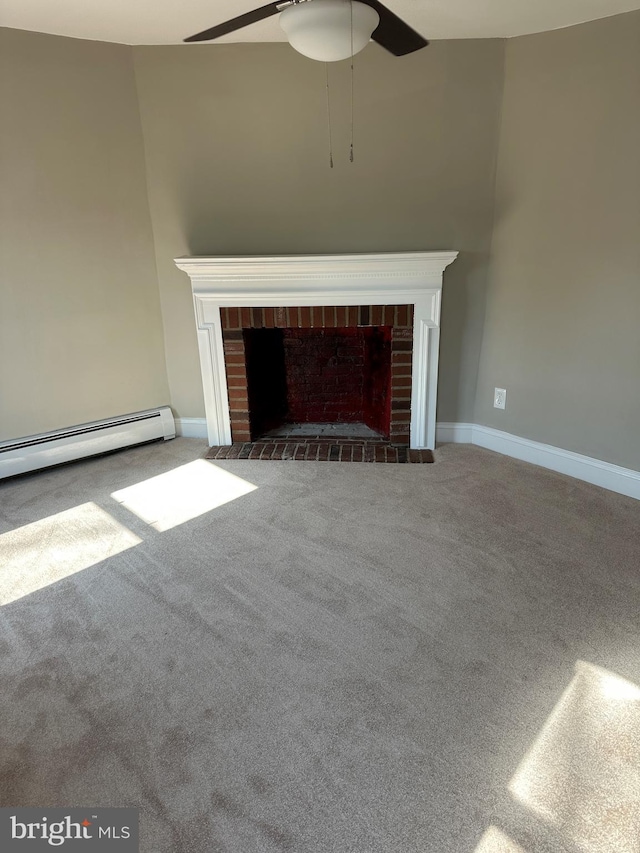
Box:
[361,0,428,56]
[184,2,284,43]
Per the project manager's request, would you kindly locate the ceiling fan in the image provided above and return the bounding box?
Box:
[184,0,429,63]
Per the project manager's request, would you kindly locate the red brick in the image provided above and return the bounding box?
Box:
[392,327,413,340]
[391,375,411,387]
[396,305,409,327]
[223,329,243,341]
[392,434,410,445]
[391,367,412,377]
[206,438,419,464]
[226,377,248,389]
[225,354,245,365]
[231,418,251,441]
[227,307,240,330]
[225,367,248,380]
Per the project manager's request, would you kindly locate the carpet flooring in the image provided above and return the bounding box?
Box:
[0,439,639,853]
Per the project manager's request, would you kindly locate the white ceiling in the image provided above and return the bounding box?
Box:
[2,0,639,45]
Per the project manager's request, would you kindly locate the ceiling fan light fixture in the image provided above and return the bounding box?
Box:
[280,0,380,62]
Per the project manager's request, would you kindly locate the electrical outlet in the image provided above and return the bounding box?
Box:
[494,388,507,409]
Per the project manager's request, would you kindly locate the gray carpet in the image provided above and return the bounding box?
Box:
[0,439,639,853]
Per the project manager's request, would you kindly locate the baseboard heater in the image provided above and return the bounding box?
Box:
[0,407,175,480]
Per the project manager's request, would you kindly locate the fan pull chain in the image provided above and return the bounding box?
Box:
[350,0,355,163]
[325,63,334,168]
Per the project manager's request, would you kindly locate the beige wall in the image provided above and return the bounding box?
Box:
[475,12,640,469]
[0,29,169,441]
[132,40,505,423]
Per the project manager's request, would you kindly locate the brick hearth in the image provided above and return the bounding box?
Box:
[205,441,435,464]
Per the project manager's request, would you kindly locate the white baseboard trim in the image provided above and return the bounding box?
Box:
[436,422,640,501]
[175,417,208,439]
[174,417,639,500]
[435,422,475,444]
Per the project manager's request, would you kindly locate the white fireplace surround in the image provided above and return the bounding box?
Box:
[174,252,458,449]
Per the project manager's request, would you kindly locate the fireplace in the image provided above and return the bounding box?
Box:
[174,252,458,449]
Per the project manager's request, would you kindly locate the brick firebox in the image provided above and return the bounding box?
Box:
[220,304,414,445]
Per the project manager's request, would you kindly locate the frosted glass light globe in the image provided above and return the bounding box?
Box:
[280,0,380,62]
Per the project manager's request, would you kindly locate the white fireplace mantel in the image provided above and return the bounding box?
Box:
[174,252,458,449]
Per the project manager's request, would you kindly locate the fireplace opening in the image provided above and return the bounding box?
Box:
[244,326,392,440]
[220,304,413,447]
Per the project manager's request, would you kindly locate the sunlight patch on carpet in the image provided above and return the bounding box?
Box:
[111,459,258,532]
[0,502,142,605]
[474,826,526,852]
[509,661,640,853]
